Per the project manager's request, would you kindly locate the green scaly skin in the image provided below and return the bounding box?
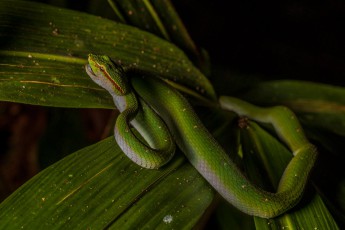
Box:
[86,54,317,218]
[86,54,175,169]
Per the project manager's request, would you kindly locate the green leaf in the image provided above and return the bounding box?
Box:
[107,0,203,69]
[107,0,171,40]
[239,121,339,229]
[0,137,215,229]
[0,0,216,108]
[239,80,345,137]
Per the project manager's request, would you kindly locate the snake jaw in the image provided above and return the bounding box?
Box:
[85,62,126,97]
[85,64,95,77]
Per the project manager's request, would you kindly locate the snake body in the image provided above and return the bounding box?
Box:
[85,55,175,169]
[86,54,317,218]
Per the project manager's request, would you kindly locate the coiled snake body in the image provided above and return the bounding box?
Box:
[86,54,317,218]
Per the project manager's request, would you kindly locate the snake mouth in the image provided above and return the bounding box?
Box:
[85,63,125,95]
[85,64,96,77]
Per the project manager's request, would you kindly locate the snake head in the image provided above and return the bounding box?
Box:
[85,54,128,96]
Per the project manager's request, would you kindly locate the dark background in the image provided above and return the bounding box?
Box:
[31,0,345,86]
[175,0,345,86]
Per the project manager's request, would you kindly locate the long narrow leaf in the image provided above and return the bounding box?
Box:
[0,0,216,108]
[0,137,215,229]
[239,80,345,136]
[240,121,339,229]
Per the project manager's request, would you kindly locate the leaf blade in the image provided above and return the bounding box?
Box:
[0,137,214,229]
[240,121,339,229]
[240,80,345,137]
[0,0,216,108]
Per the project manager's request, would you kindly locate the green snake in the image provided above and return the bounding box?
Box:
[85,54,317,218]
